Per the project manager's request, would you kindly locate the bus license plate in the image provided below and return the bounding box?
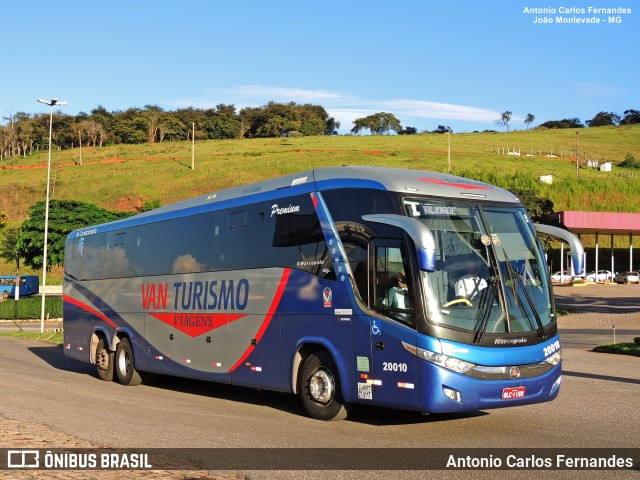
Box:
[502,386,525,400]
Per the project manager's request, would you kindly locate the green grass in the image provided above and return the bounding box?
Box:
[3,126,639,221]
[0,330,63,345]
[593,343,640,357]
[1,126,639,282]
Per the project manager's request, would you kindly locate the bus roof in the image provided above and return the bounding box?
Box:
[71,167,520,236]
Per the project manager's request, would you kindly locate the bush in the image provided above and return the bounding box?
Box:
[139,199,162,212]
[619,153,640,169]
[0,297,62,320]
[634,336,640,346]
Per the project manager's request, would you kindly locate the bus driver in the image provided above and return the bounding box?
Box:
[455,264,487,300]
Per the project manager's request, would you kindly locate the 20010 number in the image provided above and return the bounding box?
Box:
[383,362,408,372]
[543,340,561,356]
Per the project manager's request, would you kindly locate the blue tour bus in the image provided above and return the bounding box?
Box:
[0,275,39,299]
[63,167,584,420]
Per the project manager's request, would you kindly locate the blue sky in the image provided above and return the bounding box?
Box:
[2,1,637,133]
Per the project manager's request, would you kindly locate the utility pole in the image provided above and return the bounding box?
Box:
[447,128,452,173]
[191,122,195,170]
[576,131,579,179]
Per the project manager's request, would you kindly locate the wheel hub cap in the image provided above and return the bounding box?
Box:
[309,368,334,405]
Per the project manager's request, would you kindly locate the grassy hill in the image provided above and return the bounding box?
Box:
[1,125,639,281]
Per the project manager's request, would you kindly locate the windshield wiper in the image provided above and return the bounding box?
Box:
[473,276,498,343]
[502,251,546,340]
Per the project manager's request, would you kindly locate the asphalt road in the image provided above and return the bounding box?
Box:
[0,320,62,332]
[1,283,638,479]
[1,327,638,480]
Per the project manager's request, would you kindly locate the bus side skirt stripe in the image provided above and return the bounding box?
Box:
[63,295,118,329]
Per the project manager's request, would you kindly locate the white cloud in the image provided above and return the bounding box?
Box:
[377,99,500,122]
[229,85,346,102]
[325,108,378,131]
[168,85,508,128]
[168,85,350,111]
[575,82,622,96]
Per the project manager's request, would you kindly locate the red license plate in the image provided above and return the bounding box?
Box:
[502,386,526,400]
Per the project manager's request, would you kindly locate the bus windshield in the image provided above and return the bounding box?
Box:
[403,198,553,338]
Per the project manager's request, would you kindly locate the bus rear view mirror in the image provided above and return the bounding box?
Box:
[534,223,585,276]
[362,214,436,272]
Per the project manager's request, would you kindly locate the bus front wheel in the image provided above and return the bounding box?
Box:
[114,338,142,386]
[299,351,351,421]
[95,338,114,382]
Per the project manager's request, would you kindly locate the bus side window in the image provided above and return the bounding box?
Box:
[264,194,333,279]
[104,230,131,278]
[344,242,369,305]
[169,214,213,274]
[371,243,414,325]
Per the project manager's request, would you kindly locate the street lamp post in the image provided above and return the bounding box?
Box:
[36,98,67,333]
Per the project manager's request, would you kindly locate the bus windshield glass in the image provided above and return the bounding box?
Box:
[403,198,553,337]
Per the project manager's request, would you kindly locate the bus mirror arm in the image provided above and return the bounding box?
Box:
[534,223,585,276]
[362,214,437,272]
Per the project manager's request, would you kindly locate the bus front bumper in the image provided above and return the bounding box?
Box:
[419,361,562,414]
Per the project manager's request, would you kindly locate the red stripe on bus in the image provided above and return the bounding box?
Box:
[228,268,291,373]
[63,295,118,329]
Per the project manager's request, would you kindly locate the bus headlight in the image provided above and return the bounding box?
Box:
[544,350,561,366]
[415,347,476,374]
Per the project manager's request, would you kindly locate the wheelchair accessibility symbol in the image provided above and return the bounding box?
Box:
[371,320,381,336]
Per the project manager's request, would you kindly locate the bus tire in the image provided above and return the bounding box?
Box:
[2,291,8,299]
[114,337,142,386]
[299,350,351,421]
[95,337,114,382]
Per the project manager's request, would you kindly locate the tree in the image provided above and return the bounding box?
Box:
[431,125,452,134]
[143,105,164,143]
[78,119,107,147]
[17,200,131,270]
[351,112,402,135]
[158,114,186,142]
[398,126,418,135]
[201,106,241,140]
[538,118,584,129]
[0,227,21,273]
[324,116,341,135]
[255,102,301,137]
[586,111,620,127]
[238,102,338,138]
[524,114,535,129]
[511,188,554,222]
[498,111,512,132]
[621,109,640,125]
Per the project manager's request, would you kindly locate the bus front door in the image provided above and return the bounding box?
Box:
[368,240,420,411]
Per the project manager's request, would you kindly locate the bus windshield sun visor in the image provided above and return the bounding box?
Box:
[534,223,585,276]
[362,214,436,272]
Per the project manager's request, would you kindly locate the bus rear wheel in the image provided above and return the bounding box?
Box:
[299,351,351,421]
[115,338,142,386]
[95,338,114,382]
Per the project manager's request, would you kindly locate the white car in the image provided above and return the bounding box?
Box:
[614,271,640,284]
[585,270,614,282]
[550,271,570,283]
